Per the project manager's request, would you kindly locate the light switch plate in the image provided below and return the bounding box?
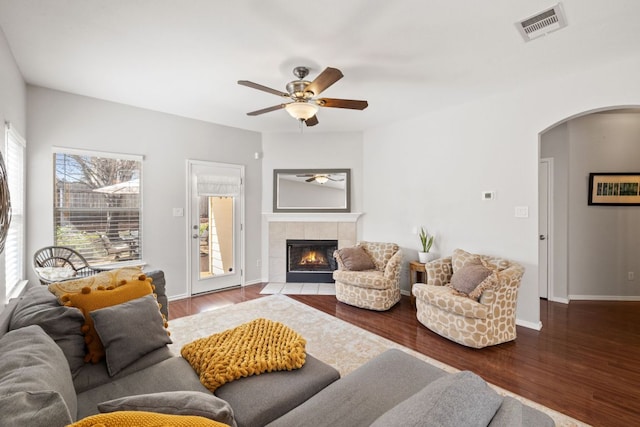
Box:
[514,206,529,218]
[172,208,184,217]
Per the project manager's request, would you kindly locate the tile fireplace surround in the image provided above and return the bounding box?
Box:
[265,213,362,283]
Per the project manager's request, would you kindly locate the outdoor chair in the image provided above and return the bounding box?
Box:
[33,246,99,284]
[100,235,132,260]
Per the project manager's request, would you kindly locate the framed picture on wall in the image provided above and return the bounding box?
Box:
[588,173,640,206]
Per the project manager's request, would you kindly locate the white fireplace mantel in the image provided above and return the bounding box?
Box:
[263,212,363,223]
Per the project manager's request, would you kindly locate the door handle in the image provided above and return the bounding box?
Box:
[539,235,546,240]
[192,234,199,239]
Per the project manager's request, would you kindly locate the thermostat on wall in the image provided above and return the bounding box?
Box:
[482,191,495,200]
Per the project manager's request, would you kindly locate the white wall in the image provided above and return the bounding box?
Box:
[567,113,640,299]
[363,55,640,328]
[0,27,26,305]
[26,87,262,299]
[260,131,363,280]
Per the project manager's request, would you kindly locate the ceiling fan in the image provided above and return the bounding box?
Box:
[238,66,368,127]
[296,173,345,184]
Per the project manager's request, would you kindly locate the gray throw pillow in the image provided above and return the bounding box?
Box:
[338,246,376,271]
[450,264,493,297]
[371,371,503,427]
[98,391,237,427]
[488,396,523,427]
[0,325,76,425]
[91,294,172,377]
[146,269,168,319]
[8,283,86,376]
[0,297,19,340]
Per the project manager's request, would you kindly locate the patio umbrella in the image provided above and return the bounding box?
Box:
[92,178,140,251]
[92,178,139,194]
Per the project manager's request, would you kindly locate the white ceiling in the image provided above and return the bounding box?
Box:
[1,1,638,133]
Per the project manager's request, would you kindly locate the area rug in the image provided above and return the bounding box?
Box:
[259,282,336,295]
[167,294,587,427]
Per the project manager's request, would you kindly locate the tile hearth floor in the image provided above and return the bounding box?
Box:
[260,282,336,295]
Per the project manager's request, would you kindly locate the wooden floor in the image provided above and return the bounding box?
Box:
[169,285,640,427]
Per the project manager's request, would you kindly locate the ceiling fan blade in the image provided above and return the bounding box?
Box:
[246,104,287,116]
[304,67,343,97]
[238,80,289,98]
[305,115,319,127]
[317,98,368,110]
[305,177,316,182]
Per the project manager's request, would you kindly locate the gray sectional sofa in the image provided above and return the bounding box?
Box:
[0,273,554,426]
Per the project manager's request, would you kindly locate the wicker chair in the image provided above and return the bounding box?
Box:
[33,246,99,284]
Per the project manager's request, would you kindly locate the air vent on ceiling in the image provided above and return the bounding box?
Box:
[516,3,567,42]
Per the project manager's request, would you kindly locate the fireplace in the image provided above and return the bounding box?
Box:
[286,239,338,283]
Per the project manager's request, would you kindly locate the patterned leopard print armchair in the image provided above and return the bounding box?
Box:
[412,249,525,348]
[333,241,403,311]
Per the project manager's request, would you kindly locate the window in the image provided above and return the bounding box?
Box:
[54,148,142,266]
[4,122,26,298]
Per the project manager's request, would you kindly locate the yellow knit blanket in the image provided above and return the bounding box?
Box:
[181,318,306,392]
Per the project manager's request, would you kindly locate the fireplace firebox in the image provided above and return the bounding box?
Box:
[286,239,338,283]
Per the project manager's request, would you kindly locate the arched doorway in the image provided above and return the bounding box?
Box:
[539,107,640,302]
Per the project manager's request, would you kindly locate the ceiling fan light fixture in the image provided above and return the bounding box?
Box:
[239,66,368,126]
[314,175,329,184]
[285,102,318,120]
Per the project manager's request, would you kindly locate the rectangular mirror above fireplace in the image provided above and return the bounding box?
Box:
[273,169,351,213]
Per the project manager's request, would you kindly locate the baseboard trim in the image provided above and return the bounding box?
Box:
[516,318,543,331]
[569,294,640,301]
[168,293,189,302]
[549,296,570,304]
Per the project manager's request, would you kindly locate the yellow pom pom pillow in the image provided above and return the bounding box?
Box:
[68,411,229,427]
[61,277,168,366]
[48,266,144,303]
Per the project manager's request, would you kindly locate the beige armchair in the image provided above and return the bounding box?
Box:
[333,241,403,311]
[412,249,525,348]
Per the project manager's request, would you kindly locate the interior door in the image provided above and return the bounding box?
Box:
[539,159,550,299]
[187,160,244,294]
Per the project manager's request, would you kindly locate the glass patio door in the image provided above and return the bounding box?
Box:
[188,160,243,294]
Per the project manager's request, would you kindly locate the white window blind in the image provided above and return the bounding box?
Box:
[53,149,143,266]
[4,122,26,297]
[196,175,241,196]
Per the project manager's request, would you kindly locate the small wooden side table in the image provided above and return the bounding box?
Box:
[409,260,427,307]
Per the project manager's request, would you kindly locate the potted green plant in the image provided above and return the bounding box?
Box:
[418,227,434,263]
